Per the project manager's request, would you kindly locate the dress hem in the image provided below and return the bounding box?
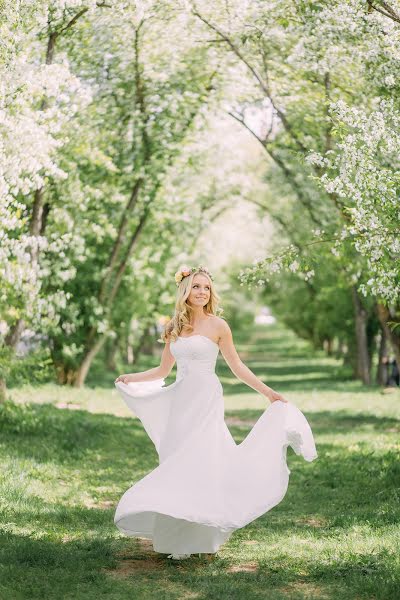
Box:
[114,511,237,534]
[114,487,290,537]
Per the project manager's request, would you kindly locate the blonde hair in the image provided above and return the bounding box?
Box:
[161,270,223,343]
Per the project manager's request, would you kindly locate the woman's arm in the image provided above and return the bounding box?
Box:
[218,321,287,403]
[114,341,176,384]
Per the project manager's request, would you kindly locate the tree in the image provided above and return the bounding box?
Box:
[188,0,400,381]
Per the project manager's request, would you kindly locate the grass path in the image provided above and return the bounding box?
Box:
[1,323,399,599]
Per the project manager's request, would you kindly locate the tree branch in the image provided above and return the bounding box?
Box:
[324,71,333,153]
[58,7,89,35]
[192,8,308,154]
[98,20,150,303]
[367,0,400,23]
[228,110,267,147]
[227,110,324,226]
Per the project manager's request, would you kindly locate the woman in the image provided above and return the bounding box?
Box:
[114,265,318,560]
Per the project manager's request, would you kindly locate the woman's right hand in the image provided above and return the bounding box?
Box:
[114,373,136,385]
[267,389,288,403]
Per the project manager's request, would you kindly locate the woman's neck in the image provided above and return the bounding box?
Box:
[189,306,208,324]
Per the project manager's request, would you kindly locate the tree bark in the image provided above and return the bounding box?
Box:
[351,286,371,385]
[73,336,107,388]
[323,338,333,355]
[367,1,400,24]
[376,302,400,369]
[376,326,389,385]
[0,378,7,404]
[105,338,118,370]
[127,342,134,365]
[335,337,345,360]
[129,326,155,365]
[5,319,25,350]
[98,179,143,303]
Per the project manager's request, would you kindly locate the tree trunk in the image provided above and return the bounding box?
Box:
[351,286,371,385]
[73,336,107,388]
[130,327,156,365]
[139,328,155,356]
[0,378,7,404]
[5,319,25,350]
[55,365,78,385]
[323,338,333,355]
[127,342,134,365]
[105,338,118,370]
[376,302,400,369]
[344,335,357,378]
[30,188,45,256]
[335,338,346,360]
[366,311,377,377]
[376,327,389,386]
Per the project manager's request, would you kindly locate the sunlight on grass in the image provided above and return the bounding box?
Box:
[1,322,399,599]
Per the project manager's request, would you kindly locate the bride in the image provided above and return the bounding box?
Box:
[114,265,318,560]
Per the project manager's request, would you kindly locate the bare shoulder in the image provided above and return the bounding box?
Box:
[208,315,232,339]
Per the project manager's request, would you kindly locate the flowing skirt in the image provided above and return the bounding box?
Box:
[114,374,317,554]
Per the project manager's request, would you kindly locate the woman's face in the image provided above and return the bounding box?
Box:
[187,273,211,308]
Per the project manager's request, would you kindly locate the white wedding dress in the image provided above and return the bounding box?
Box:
[114,334,318,555]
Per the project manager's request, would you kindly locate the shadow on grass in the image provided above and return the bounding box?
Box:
[1,400,399,599]
[219,376,355,395]
[0,401,158,473]
[0,531,145,600]
[225,408,400,435]
[2,404,399,517]
[1,530,397,600]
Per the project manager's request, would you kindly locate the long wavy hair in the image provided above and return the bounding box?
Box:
[160,270,223,344]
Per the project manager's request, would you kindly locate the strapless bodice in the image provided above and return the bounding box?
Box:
[170,335,219,381]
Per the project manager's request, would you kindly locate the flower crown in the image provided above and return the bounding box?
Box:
[174,264,214,286]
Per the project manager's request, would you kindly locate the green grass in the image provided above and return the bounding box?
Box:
[1,322,399,599]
